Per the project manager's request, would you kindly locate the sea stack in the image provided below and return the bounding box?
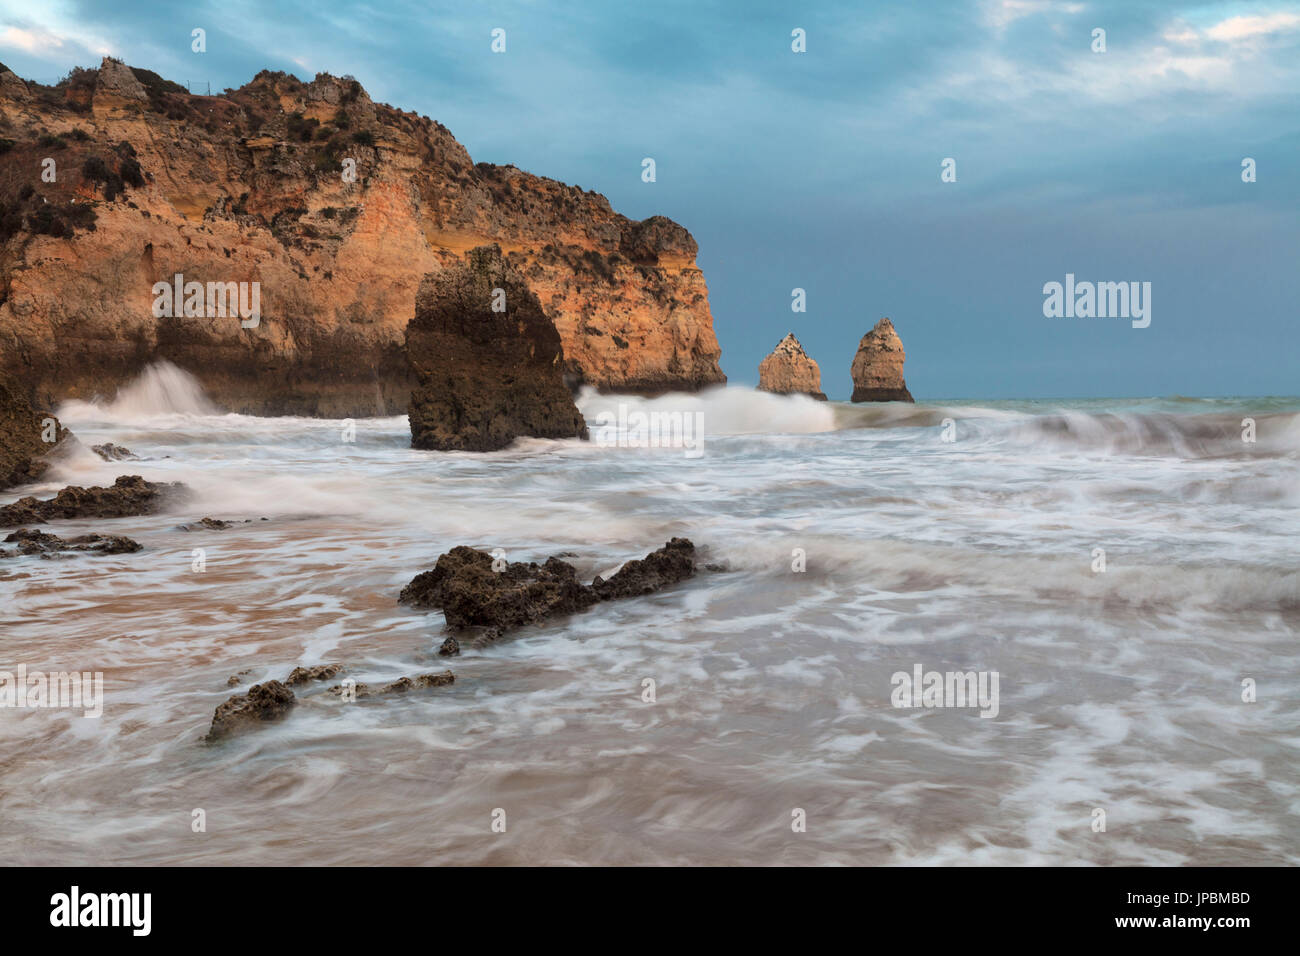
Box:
[757,333,827,400]
[850,318,914,403]
[405,245,589,452]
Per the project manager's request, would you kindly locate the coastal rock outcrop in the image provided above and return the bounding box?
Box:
[327,671,454,698]
[0,475,187,526]
[0,60,724,415]
[405,245,588,451]
[400,538,696,637]
[850,318,914,403]
[205,680,296,740]
[0,527,141,557]
[758,333,826,400]
[0,373,69,489]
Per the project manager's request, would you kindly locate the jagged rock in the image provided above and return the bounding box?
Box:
[0,475,187,527]
[401,538,696,636]
[93,57,147,103]
[0,65,29,102]
[851,318,914,403]
[590,538,697,599]
[758,333,827,400]
[0,373,69,490]
[405,245,588,451]
[328,671,455,698]
[437,636,461,657]
[91,443,136,461]
[1,63,723,415]
[284,663,343,686]
[205,681,295,740]
[0,528,141,557]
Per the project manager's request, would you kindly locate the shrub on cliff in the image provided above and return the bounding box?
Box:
[129,66,187,113]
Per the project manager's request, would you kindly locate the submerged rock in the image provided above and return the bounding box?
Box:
[328,671,455,698]
[758,333,827,400]
[0,475,187,527]
[401,538,696,636]
[0,373,70,490]
[91,443,137,461]
[205,680,296,740]
[1,528,142,557]
[284,663,343,686]
[851,318,914,403]
[405,245,589,452]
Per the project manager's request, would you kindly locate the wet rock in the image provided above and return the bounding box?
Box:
[91,443,137,461]
[284,663,343,686]
[401,538,696,636]
[0,475,187,527]
[437,636,461,657]
[758,333,827,400]
[0,372,70,491]
[205,681,295,740]
[591,537,696,599]
[0,527,142,557]
[328,671,455,698]
[405,245,589,452]
[180,516,232,531]
[851,318,914,403]
[226,669,251,687]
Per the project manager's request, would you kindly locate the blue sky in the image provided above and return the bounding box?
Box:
[2,0,1297,398]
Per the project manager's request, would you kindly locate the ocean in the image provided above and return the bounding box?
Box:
[2,363,1297,865]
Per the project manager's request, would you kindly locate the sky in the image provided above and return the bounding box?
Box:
[1,0,1297,399]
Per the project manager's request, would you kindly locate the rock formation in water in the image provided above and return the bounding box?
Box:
[405,245,588,451]
[205,680,296,740]
[0,475,187,526]
[850,318,914,403]
[327,671,454,698]
[0,59,725,415]
[400,538,696,639]
[757,333,826,400]
[0,373,69,489]
[0,527,141,557]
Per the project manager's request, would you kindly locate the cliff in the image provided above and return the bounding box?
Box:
[851,318,913,403]
[757,332,826,400]
[0,59,725,416]
[0,371,68,489]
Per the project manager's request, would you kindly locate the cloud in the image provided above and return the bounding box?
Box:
[984,0,1085,30]
[1205,12,1300,42]
[0,26,67,55]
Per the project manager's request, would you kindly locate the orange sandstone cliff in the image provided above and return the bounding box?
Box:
[0,59,725,415]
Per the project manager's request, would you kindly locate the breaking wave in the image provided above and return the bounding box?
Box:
[57,361,217,421]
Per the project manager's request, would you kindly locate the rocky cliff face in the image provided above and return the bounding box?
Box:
[757,332,826,400]
[0,59,725,415]
[0,372,68,489]
[850,318,914,403]
[406,245,587,451]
